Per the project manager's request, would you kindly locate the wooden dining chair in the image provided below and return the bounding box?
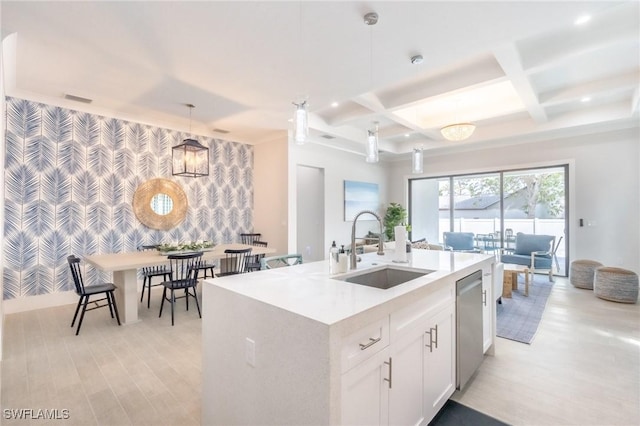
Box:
[159,252,203,326]
[67,255,121,335]
[138,245,171,309]
[240,233,261,245]
[247,240,268,272]
[216,248,252,277]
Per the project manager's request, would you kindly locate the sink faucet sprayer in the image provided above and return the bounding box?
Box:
[350,210,385,270]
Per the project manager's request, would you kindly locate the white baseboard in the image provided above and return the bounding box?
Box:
[3,291,79,314]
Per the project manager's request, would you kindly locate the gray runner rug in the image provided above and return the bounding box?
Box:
[496,275,553,344]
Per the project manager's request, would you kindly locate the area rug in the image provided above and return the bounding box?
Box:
[428,400,509,426]
[496,275,554,344]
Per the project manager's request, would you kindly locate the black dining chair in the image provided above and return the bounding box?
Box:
[159,252,203,326]
[67,255,121,335]
[216,248,252,277]
[240,233,261,245]
[247,240,268,272]
[193,257,216,281]
[138,245,171,309]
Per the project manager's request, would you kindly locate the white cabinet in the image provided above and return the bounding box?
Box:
[423,303,455,421]
[341,347,390,426]
[341,285,456,426]
[482,263,500,354]
[482,267,492,353]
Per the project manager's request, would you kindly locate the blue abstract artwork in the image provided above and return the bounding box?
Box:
[344,180,379,221]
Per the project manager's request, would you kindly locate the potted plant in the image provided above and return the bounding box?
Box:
[383,203,409,241]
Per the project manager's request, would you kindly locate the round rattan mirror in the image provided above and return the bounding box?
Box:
[133,178,188,230]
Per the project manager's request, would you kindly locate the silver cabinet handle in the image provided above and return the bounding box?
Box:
[383,357,392,389]
[433,324,438,349]
[482,289,487,306]
[425,325,438,352]
[359,337,381,351]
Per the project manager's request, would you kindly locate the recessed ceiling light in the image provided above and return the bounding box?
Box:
[404,134,410,138]
[574,14,591,25]
[331,102,339,108]
[581,96,591,103]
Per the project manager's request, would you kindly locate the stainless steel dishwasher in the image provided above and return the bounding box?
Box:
[456,269,484,390]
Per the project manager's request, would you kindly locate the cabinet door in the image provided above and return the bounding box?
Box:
[424,303,456,422]
[482,267,492,353]
[388,321,428,426]
[341,347,390,426]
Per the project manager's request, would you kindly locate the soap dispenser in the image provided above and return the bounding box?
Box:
[338,245,348,273]
[329,241,339,274]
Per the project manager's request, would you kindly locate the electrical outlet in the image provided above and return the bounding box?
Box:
[245,337,255,367]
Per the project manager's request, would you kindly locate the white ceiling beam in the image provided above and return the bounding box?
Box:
[493,44,548,124]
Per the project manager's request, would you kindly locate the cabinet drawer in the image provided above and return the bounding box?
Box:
[341,317,389,374]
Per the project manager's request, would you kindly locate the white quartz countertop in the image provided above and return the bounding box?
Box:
[204,249,494,326]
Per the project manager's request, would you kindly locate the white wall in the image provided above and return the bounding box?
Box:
[290,142,389,257]
[253,139,289,256]
[387,127,640,273]
[296,165,325,261]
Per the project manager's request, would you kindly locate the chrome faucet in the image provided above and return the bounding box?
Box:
[350,210,385,269]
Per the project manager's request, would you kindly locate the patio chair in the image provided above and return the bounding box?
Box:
[500,232,556,282]
[442,232,480,253]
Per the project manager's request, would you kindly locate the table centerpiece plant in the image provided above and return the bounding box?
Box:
[157,240,214,254]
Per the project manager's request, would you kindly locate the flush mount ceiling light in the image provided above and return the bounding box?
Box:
[172,104,209,178]
[440,123,476,141]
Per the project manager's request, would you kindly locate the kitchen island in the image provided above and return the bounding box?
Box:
[202,249,496,425]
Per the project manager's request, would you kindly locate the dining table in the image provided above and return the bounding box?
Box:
[84,243,276,324]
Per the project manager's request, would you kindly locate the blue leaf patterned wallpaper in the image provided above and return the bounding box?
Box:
[3,97,254,300]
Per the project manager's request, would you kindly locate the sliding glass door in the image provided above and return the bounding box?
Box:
[409,165,568,276]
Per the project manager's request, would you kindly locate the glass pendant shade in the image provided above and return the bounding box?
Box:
[172,138,209,177]
[365,129,379,163]
[440,123,476,141]
[412,147,423,174]
[293,101,309,145]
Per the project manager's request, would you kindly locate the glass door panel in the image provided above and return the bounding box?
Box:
[409,178,450,245]
[451,173,501,253]
[502,167,567,275]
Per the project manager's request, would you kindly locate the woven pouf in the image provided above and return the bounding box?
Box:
[594,267,639,303]
[570,259,603,289]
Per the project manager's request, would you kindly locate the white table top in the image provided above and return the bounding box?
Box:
[204,249,494,326]
[85,243,275,272]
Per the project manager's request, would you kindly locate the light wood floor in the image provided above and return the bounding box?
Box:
[1,277,639,425]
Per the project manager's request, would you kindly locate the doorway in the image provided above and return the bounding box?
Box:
[296,165,325,262]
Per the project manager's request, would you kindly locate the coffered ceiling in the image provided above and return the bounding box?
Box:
[2,1,638,159]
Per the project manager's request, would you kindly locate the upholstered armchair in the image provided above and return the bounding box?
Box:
[442,232,480,253]
[500,232,556,282]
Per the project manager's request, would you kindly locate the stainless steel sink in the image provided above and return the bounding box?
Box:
[335,266,432,290]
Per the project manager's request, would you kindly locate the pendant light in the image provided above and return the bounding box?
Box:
[291,2,309,145]
[364,12,380,163]
[172,104,209,177]
[366,122,379,163]
[292,100,308,145]
[412,146,423,174]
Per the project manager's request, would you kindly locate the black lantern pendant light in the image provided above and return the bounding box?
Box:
[172,104,209,177]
